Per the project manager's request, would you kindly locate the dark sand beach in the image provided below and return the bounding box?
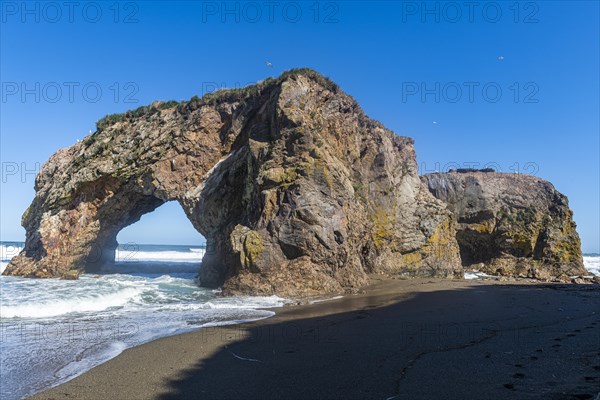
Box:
[31,278,600,400]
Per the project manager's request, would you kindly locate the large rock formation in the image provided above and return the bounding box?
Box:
[4,69,462,296]
[422,170,586,279]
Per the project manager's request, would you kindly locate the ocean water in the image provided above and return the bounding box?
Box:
[0,242,288,400]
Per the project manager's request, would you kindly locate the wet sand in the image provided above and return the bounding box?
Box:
[31,278,600,400]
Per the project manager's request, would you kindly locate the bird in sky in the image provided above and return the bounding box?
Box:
[265,61,273,68]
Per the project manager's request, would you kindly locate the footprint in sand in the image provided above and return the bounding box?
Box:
[512,373,525,379]
[503,383,515,390]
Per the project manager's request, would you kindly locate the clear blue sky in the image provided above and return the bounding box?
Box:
[1,1,598,251]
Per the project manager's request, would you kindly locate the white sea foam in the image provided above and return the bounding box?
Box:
[115,248,204,262]
[309,295,344,304]
[0,242,287,400]
[99,262,200,275]
[584,255,600,276]
[1,244,205,264]
[53,341,129,384]
[200,295,289,309]
[0,285,284,400]
[464,271,494,280]
[0,287,143,318]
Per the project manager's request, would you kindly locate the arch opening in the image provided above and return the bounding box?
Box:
[96,200,206,276]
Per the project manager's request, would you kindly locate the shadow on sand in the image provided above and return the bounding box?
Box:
[155,283,600,400]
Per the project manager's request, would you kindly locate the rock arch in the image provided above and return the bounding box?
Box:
[4,70,463,296]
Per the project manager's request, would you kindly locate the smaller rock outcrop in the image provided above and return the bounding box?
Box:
[421,170,586,279]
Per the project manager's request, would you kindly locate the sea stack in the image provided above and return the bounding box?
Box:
[3,69,585,294]
[421,169,586,279]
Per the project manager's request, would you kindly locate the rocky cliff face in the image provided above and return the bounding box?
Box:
[421,170,586,279]
[4,69,462,296]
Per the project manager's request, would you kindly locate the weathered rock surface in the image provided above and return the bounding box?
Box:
[421,170,586,279]
[4,69,462,296]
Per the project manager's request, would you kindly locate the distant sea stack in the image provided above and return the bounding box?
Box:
[3,69,585,295]
[421,170,586,280]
